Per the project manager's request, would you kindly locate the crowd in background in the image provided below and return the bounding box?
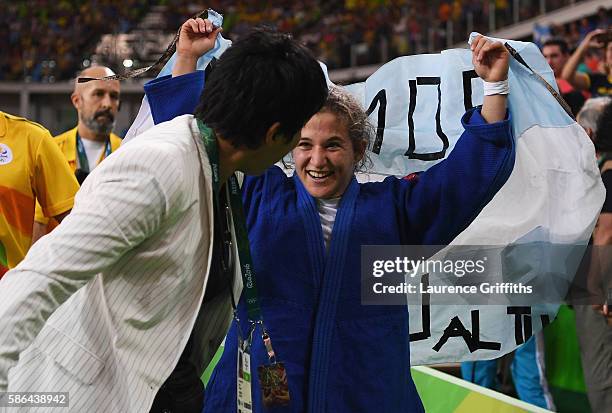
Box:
[537,5,610,48]
[535,5,610,75]
[159,0,601,69]
[1,0,607,82]
[0,0,150,82]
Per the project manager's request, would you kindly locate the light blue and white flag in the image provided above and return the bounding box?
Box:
[124,22,605,365]
[348,32,604,364]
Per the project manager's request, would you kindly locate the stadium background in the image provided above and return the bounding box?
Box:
[0,1,610,412]
[0,0,608,136]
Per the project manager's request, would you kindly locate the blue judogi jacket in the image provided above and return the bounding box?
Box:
[145,72,515,413]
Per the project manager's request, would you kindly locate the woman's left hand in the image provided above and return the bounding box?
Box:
[471,35,510,82]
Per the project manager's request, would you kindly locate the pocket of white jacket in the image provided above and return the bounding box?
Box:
[37,326,105,385]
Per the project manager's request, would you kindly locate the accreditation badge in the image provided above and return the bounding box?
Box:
[256,331,290,408]
[257,362,290,408]
[237,338,253,413]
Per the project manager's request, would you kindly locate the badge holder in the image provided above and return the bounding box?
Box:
[256,324,290,409]
[236,315,254,413]
[236,315,291,411]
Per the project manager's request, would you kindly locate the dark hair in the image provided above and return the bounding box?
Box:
[542,38,569,55]
[595,99,612,152]
[195,27,328,149]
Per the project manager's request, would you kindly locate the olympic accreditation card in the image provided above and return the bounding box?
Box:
[237,339,253,413]
[257,362,290,408]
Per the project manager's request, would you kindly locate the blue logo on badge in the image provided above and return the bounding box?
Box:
[0,144,12,165]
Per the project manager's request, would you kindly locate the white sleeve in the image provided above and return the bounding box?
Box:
[0,141,185,390]
[123,96,155,144]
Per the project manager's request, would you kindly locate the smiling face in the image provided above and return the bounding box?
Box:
[294,111,366,199]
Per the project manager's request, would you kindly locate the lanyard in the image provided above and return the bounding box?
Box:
[76,132,112,173]
[503,42,574,120]
[197,120,277,362]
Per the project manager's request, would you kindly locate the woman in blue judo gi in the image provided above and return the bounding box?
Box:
[143,17,516,413]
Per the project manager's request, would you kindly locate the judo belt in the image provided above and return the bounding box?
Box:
[197,120,277,362]
[76,9,217,83]
[504,42,575,120]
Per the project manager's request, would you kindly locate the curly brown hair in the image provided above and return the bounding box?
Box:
[318,86,374,171]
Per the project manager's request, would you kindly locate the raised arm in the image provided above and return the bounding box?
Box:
[398,109,514,245]
[561,29,607,91]
[471,35,508,123]
[173,17,221,77]
[398,36,515,244]
[144,17,218,124]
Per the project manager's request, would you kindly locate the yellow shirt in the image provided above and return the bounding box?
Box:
[0,111,79,272]
[33,127,122,225]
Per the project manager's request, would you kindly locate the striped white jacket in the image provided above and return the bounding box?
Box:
[0,115,241,412]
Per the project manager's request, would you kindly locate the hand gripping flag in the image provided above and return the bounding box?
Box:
[124,9,232,141]
[345,33,604,364]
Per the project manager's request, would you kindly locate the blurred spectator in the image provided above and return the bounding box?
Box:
[566,21,582,48]
[579,17,595,40]
[533,23,552,48]
[0,1,605,81]
[562,29,612,98]
[0,0,150,82]
[461,334,555,411]
[577,97,611,141]
[595,7,611,30]
[541,38,585,115]
[574,96,612,413]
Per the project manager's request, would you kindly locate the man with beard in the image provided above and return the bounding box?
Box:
[32,66,122,241]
